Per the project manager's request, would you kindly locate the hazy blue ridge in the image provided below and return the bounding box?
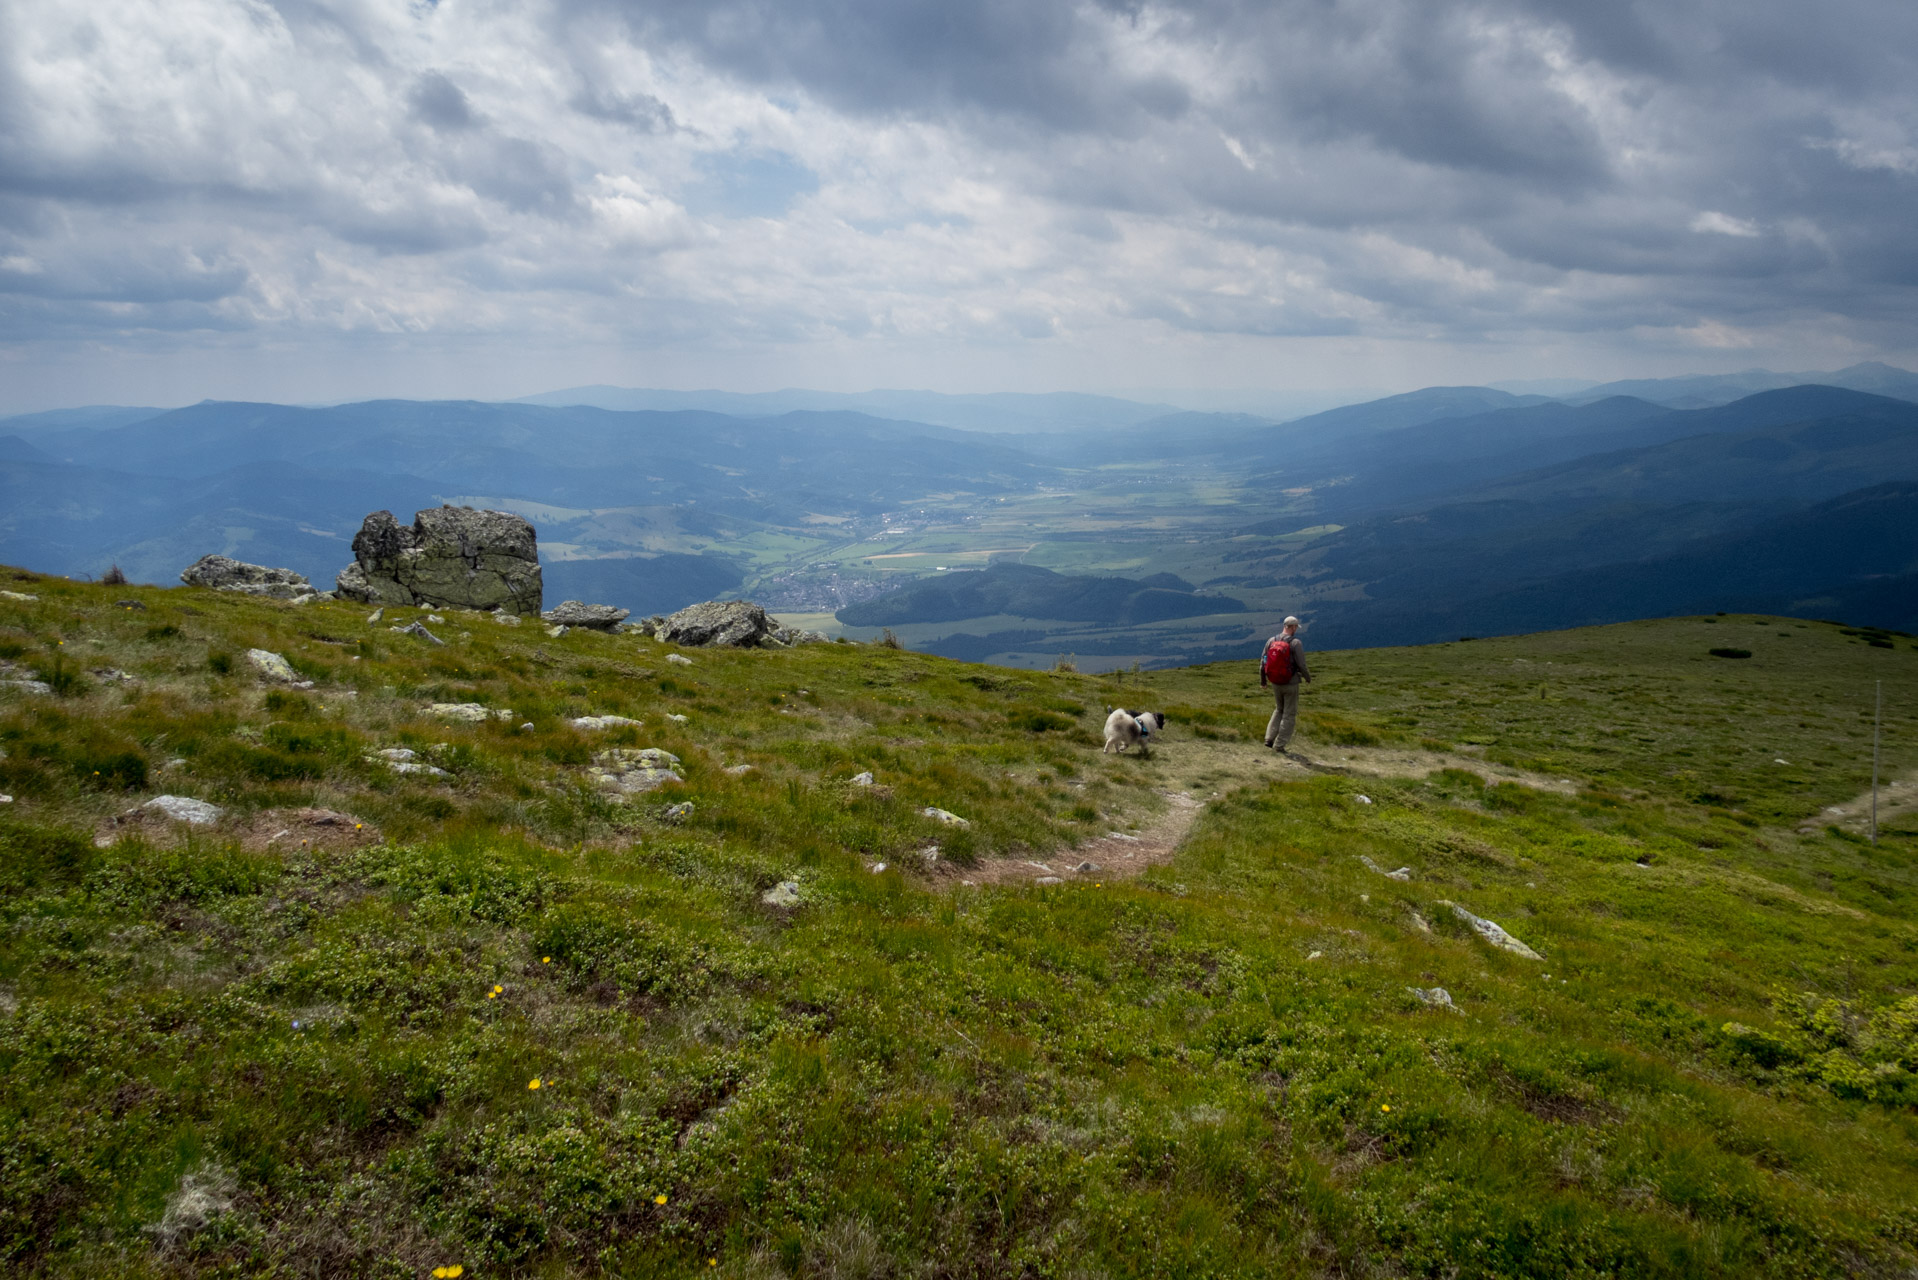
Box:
[510,386,1181,433]
[1304,480,1918,647]
[0,405,169,434]
[544,554,746,619]
[838,562,1242,627]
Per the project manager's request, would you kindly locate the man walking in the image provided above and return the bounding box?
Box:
[1260,615,1312,753]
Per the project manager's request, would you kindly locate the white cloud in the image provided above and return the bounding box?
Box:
[1,0,1916,407]
[1690,211,1763,237]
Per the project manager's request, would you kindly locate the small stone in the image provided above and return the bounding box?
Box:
[1356,795,1373,805]
[870,862,888,874]
[492,611,521,626]
[1107,832,1140,842]
[762,881,802,907]
[1405,909,1432,932]
[666,653,693,666]
[546,624,569,638]
[426,614,445,623]
[518,722,535,733]
[142,795,224,825]
[0,590,37,601]
[922,807,970,827]
[1407,987,1456,1009]
[1306,950,1324,960]
[1361,855,1412,881]
[0,795,11,804]
[392,621,446,645]
[1074,861,1099,873]
[666,713,688,723]
[661,801,694,823]
[920,846,940,863]
[724,764,754,775]
[850,771,875,786]
[366,608,384,624]
[1035,876,1064,885]
[1,679,52,695]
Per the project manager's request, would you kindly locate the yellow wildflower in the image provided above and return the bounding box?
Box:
[542,956,551,963]
[654,1193,667,1205]
[1380,1104,1391,1113]
[528,1077,541,1090]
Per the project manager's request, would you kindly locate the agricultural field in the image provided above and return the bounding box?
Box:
[1,571,1915,1277]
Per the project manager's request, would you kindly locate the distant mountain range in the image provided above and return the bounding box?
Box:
[511,386,1182,434]
[4,368,1916,656]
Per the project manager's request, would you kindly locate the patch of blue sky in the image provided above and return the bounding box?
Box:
[686,150,820,219]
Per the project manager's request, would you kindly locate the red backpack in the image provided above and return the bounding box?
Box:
[1262,635,1296,684]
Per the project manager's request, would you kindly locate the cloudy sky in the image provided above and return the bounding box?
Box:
[3,0,1916,411]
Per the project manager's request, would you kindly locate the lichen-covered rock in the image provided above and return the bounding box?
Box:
[541,600,630,631]
[246,649,309,685]
[585,747,682,797]
[1441,901,1543,960]
[656,600,775,648]
[143,795,224,825]
[428,703,514,722]
[570,714,642,730]
[180,555,313,599]
[335,507,542,615]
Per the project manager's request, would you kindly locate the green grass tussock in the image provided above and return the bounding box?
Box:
[0,578,1913,1276]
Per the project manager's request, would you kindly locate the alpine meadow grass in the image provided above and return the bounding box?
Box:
[0,572,1913,1277]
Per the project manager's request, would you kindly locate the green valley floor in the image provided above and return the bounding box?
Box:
[0,572,1914,1278]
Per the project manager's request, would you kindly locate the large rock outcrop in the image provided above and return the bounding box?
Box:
[650,599,830,648]
[335,507,542,616]
[541,600,630,632]
[179,555,317,600]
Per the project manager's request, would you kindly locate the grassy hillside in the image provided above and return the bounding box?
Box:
[1,571,1915,1278]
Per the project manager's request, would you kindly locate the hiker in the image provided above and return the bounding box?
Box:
[1260,615,1312,753]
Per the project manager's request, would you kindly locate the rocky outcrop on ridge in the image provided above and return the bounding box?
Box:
[335,507,542,616]
[646,599,831,648]
[180,555,322,601]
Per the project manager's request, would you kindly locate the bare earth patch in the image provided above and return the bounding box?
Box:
[1280,744,1580,794]
[99,806,381,853]
[1800,769,1916,838]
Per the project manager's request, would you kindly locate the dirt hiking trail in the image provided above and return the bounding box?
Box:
[955,732,1578,887]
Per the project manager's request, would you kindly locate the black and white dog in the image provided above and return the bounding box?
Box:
[1103,708,1167,754]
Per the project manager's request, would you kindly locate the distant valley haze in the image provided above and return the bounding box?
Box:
[4,0,1917,661]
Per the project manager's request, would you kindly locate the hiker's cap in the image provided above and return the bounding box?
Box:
[1283,615,1299,627]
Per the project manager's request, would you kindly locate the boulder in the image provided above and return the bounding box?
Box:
[335,507,542,615]
[656,600,776,648]
[541,600,630,632]
[180,554,313,599]
[246,649,311,686]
